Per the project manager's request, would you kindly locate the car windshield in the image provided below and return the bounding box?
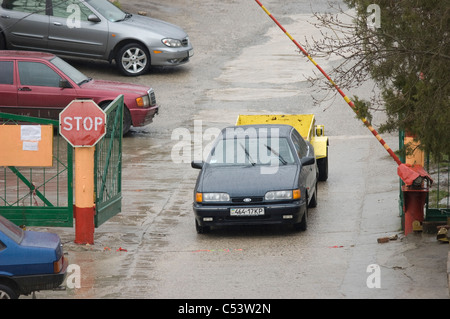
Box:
[208,136,295,166]
[86,0,128,22]
[0,215,24,244]
[50,57,90,86]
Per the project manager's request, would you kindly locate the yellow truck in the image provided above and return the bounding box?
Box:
[236,114,329,181]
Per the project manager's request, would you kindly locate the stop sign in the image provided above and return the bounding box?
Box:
[59,100,106,147]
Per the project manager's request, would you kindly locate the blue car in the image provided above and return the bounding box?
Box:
[192,124,318,233]
[0,215,68,299]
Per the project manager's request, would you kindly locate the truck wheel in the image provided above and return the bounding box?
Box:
[317,156,328,181]
[116,43,150,76]
[0,284,18,299]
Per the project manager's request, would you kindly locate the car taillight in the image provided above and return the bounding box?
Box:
[53,256,64,273]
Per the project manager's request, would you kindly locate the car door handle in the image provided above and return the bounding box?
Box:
[18,87,32,91]
[53,22,63,26]
[1,15,10,19]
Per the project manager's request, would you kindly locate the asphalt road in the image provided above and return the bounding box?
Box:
[29,0,449,299]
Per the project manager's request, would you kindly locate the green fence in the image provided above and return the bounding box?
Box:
[0,113,73,227]
[425,159,450,221]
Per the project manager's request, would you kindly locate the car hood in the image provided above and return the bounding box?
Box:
[198,164,298,197]
[21,230,61,250]
[81,79,150,96]
[119,14,187,39]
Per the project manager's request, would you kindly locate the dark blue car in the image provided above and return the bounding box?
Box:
[192,124,318,233]
[0,215,68,299]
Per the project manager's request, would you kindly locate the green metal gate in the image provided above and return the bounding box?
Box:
[1,95,123,228]
[0,113,73,227]
[94,95,123,227]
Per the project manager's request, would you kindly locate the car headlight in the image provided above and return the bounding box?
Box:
[136,95,150,107]
[162,38,182,47]
[196,192,230,202]
[265,189,300,201]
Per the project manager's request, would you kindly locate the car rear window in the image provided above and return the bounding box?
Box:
[0,215,24,244]
[0,61,14,85]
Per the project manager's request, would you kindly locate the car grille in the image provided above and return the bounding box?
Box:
[181,37,189,46]
[148,89,156,106]
[231,197,264,203]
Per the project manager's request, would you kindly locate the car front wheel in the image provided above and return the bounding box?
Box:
[308,183,318,208]
[116,43,150,76]
[0,284,18,299]
[195,219,210,234]
[0,32,5,50]
[294,205,308,231]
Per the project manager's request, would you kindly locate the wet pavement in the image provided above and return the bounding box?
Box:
[21,0,449,299]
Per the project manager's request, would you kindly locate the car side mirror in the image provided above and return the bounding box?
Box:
[191,161,204,169]
[59,79,72,89]
[301,157,315,166]
[88,14,101,23]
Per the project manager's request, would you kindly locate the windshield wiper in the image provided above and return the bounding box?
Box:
[265,144,287,165]
[116,12,132,22]
[239,143,255,166]
[78,77,92,86]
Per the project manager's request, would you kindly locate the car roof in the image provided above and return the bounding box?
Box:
[0,50,56,61]
[220,124,294,138]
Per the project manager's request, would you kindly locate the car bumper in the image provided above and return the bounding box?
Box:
[150,46,194,66]
[13,257,68,295]
[130,105,159,127]
[193,201,306,227]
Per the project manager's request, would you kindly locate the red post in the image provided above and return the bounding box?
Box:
[74,147,95,244]
[402,186,428,236]
[59,100,106,244]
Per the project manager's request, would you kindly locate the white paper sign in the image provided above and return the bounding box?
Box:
[22,141,39,151]
[21,125,41,141]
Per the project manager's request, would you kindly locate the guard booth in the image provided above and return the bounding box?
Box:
[0,95,124,228]
[398,130,450,231]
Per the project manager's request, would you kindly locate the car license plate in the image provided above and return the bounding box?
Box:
[188,49,194,57]
[230,207,264,216]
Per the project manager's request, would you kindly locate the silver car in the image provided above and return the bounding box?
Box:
[0,0,193,76]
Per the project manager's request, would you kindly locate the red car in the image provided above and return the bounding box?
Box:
[0,51,159,133]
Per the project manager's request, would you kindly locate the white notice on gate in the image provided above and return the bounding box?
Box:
[21,125,41,141]
[21,125,41,151]
[22,141,39,151]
